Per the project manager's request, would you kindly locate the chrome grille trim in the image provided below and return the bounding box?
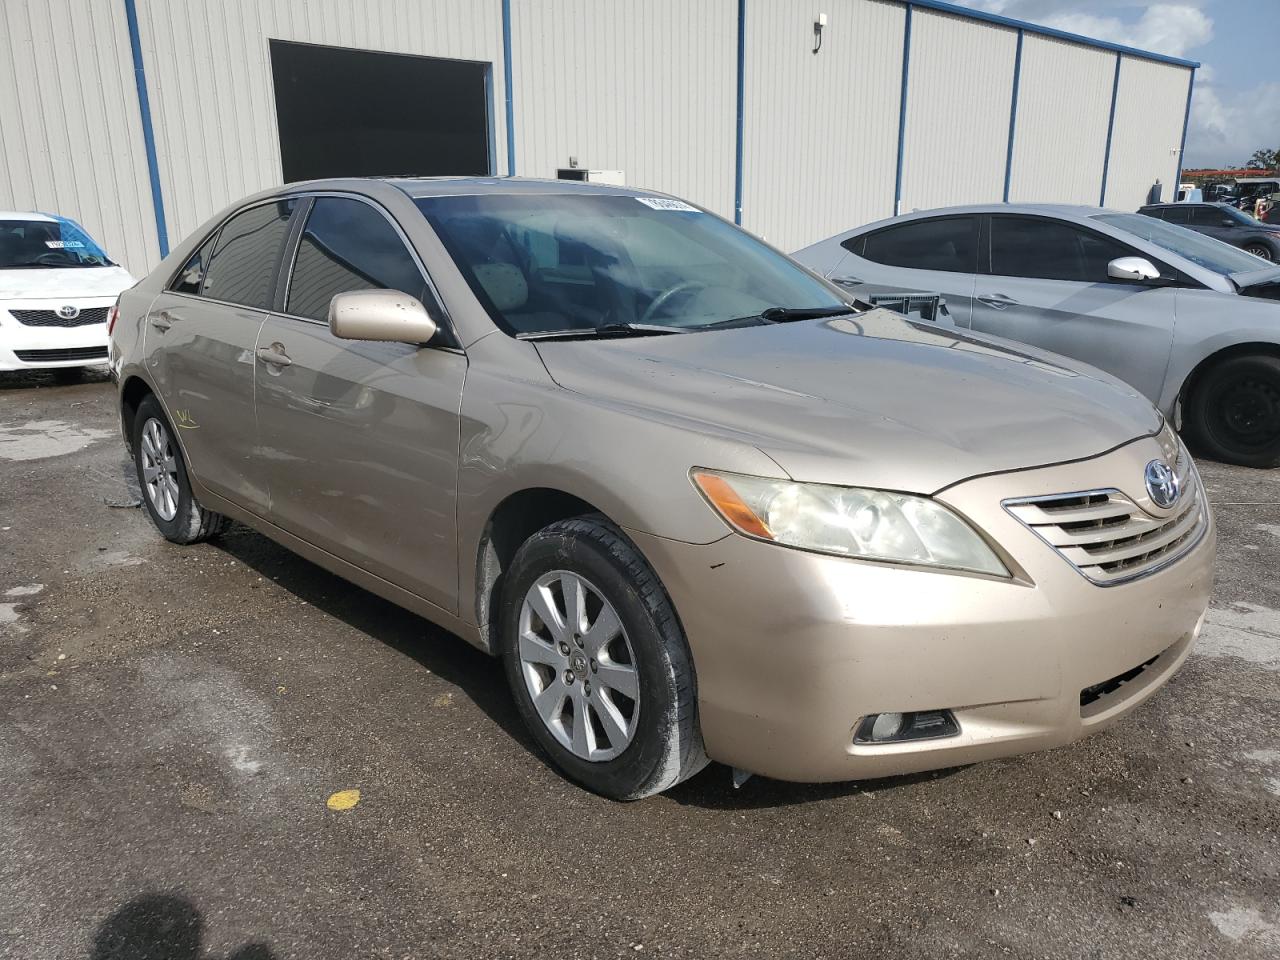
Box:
[1003,456,1208,586]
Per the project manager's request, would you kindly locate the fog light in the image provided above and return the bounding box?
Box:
[854,709,959,745]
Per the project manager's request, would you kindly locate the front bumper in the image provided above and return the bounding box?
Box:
[0,299,113,370]
[630,436,1216,783]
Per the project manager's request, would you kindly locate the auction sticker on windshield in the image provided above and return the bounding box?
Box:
[636,197,700,212]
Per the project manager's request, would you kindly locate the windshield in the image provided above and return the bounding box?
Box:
[1095,212,1268,275]
[0,215,114,268]
[414,193,846,336]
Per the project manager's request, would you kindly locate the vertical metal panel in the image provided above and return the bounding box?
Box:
[1008,34,1115,206]
[899,8,1018,214]
[134,0,506,257]
[1104,58,1192,209]
[510,0,738,221]
[744,0,906,252]
[0,0,159,275]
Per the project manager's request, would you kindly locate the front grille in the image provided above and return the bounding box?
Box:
[8,307,109,328]
[13,346,108,362]
[1003,455,1206,586]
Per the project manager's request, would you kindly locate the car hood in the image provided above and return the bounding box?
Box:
[0,265,134,300]
[534,310,1162,494]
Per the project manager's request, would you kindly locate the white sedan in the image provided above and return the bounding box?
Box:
[1,212,135,374]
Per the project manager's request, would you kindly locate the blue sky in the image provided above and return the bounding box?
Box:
[951,0,1278,168]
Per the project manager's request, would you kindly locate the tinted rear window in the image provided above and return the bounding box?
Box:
[853,217,978,273]
[200,200,296,310]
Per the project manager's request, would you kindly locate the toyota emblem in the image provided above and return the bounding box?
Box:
[57,304,80,320]
[1144,459,1180,509]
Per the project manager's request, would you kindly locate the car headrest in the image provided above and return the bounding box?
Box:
[472,262,528,312]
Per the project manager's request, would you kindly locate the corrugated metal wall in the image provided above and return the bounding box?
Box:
[741,0,905,252]
[1008,35,1115,206]
[132,0,506,250]
[0,0,1198,276]
[899,8,1018,214]
[510,0,737,220]
[0,0,159,276]
[1104,56,1192,210]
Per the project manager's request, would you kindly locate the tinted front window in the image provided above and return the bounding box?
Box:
[989,216,1130,283]
[0,216,113,268]
[1095,212,1268,276]
[415,193,845,336]
[1188,206,1228,227]
[287,197,435,323]
[201,200,295,309]
[170,236,216,295]
[856,217,978,273]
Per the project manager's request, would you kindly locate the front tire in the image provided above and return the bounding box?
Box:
[499,515,707,799]
[1243,243,1274,262]
[133,395,228,543]
[1183,354,1280,468]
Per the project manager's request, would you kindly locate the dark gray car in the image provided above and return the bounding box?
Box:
[1139,202,1280,262]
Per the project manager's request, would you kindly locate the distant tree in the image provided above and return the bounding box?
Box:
[1245,147,1279,170]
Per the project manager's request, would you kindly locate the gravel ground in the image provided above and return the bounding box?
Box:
[1,370,1277,960]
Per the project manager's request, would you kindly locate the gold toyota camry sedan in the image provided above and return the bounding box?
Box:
[109,178,1216,799]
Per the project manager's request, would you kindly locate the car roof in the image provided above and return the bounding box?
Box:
[278,175,666,201]
[0,211,56,222]
[1141,201,1231,209]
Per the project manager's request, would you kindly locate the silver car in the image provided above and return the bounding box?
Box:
[795,205,1280,468]
[110,180,1214,799]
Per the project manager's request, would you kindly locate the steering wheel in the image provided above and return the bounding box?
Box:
[639,280,709,325]
[33,252,72,266]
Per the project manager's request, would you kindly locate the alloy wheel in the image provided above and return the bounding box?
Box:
[1245,244,1274,262]
[518,570,640,761]
[140,417,180,521]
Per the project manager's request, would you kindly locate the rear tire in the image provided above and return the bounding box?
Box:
[499,515,707,800]
[1244,243,1274,262]
[1182,354,1280,468]
[133,394,229,544]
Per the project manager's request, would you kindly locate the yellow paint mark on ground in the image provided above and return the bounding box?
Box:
[326,789,360,811]
[432,692,453,708]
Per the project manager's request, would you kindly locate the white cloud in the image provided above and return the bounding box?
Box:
[1185,81,1280,168]
[960,2,1212,59]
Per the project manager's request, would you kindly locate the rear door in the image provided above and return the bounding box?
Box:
[968,214,1177,402]
[145,199,298,510]
[253,194,466,613]
[826,216,979,324]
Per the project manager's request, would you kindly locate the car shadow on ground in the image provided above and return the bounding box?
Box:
[211,522,966,811]
[0,368,110,391]
[91,893,274,960]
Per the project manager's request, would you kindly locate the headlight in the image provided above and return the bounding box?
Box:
[692,469,1009,577]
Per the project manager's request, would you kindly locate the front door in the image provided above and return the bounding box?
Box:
[252,195,466,613]
[968,214,1177,404]
[145,199,298,510]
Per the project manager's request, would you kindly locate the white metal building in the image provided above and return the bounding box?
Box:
[0,0,1197,276]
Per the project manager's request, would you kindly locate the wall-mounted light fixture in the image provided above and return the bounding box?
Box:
[813,13,828,54]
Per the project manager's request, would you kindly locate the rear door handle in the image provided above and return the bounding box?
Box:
[150,311,173,331]
[977,293,1019,309]
[256,344,293,368]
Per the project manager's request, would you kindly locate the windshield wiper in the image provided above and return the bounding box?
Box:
[705,305,857,329]
[518,322,691,341]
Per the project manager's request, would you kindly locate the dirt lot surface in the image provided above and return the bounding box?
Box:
[1,370,1277,960]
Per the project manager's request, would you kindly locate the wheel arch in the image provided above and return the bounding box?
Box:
[119,374,156,453]
[1179,341,1280,407]
[473,487,610,655]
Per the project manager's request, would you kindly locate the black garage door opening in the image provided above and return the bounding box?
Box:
[269,40,491,182]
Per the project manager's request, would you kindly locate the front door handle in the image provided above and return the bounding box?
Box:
[977,293,1019,310]
[150,311,173,331]
[256,344,293,368]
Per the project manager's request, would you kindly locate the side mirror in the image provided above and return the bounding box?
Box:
[328,289,437,344]
[1107,257,1161,283]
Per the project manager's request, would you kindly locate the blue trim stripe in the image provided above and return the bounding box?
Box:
[501,0,515,176]
[1174,68,1196,191]
[734,0,746,225]
[123,0,168,258]
[896,0,1198,69]
[893,4,913,215]
[1003,29,1023,203]
[1099,54,1122,207]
